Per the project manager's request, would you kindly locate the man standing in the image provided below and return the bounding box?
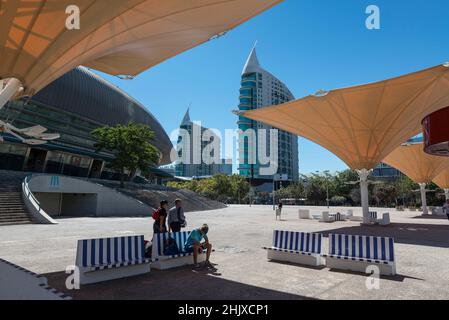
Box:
[153,200,168,234]
[168,199,186,232]
[443,200,449,221]
[184,224,213,268]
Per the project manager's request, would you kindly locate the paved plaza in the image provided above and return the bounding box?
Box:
[1,205,449,300]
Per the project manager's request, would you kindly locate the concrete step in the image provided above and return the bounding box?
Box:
[0,220,32,226]
[0,211,28,216]
[0,208,27,212]
[0,215,31,220]
[0,202,25,206]
[0,216,32,222]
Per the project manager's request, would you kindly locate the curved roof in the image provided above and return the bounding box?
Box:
[242,64,449,170]
[433,169,449,189]
[32,67,173,165]
[383,142,449,184]
[0,0,282,96]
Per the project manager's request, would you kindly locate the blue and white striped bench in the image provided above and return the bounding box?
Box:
[263,230,325,267]
[75,235,151,285]
[324,234,396,276]
[151,231,211,270]
[334,212,346,221]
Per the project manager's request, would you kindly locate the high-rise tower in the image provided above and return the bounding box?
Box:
[237,47,299,182]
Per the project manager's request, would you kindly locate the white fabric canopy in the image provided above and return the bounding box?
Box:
[0,0,282,96]
[383,142,449,184]
[242,64,449,170]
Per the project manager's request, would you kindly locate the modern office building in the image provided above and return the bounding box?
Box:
[237,47,299,183]
[372,135,423,180]
[0,67,173,181]
[175,108,232,178]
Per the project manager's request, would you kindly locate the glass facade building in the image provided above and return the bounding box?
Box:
[0,67,173,180]
[372,135,424,180]
[175,109,233,178]
[237,47,299,181]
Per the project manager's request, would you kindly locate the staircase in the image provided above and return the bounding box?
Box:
[89,179,227,212]
[0,170,33,226]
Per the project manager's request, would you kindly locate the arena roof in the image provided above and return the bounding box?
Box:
[31,67,173,164]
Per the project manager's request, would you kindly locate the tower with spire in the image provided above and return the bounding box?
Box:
[175,107,232,177]
[237,45,299,186]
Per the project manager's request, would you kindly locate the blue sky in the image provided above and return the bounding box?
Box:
[96,0,449,174]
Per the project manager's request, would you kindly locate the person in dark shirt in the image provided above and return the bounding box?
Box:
[153,200,168,233]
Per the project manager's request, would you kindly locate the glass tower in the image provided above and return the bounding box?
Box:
[237,47,299,181]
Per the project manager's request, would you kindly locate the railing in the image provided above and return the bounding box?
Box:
[21,175,57,224]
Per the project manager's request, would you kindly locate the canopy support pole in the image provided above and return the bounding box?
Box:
[357,169,371,224]
[445,188,449,202]
[419,183,428,215]
[0,78,23,110]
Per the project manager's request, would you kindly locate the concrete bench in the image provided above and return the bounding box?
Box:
[369,211,378,222]
[377,213,391,226]
[319,211,335,223]
[298,209,312,219]
[432,207,445,216]
[151,231,209,270]
[325,234,396,276]
[263,230,324,267]
[333,212,347,222]
[75,235,150,285]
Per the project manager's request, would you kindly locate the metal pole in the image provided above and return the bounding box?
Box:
[357,169,371,224]
[272,176,275,211]
[419,183,428,215]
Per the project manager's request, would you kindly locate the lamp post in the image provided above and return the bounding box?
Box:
[324,170,330,209]
[249,164,254,207]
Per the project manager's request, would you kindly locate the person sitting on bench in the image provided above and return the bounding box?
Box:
[184,224,213,269]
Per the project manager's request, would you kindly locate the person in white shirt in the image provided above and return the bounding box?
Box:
[168,199,186,232]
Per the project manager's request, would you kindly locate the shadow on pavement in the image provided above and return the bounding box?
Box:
[44,264,314,300]
[327,268,425,282]
[412,215,448,220]
[319,223,449,248]
[267,260,326,271]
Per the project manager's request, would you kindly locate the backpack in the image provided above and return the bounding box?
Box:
[152,208,161,220]
[163,237,180,256]
[144,240,152,259]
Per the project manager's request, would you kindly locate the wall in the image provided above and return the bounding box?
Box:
[34,192,61,216]
[28,175,152,217]
[61,193,97,217]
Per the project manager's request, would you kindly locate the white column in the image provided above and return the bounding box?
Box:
[419,183,428,215]
[357,169,371,224]
[444,188,449,202]
[0,78,23,110]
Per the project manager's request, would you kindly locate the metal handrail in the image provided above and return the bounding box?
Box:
[21,175,57,224]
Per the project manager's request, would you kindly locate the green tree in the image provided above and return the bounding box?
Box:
[166,174,249,204]
[394,176,418,207]
[229,175,250,204]
[92,123,160,188]
[372,183,398,207]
